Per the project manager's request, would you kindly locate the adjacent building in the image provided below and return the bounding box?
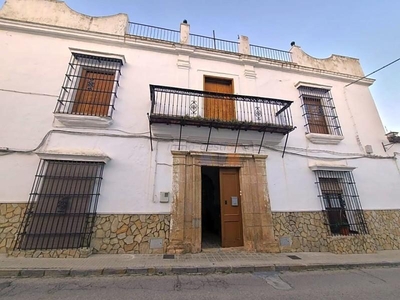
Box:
[0,0,399,257]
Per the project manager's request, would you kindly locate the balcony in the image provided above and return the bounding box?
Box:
[149,85,294,134]
[127,22,292,63]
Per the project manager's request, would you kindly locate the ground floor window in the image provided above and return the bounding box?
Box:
[314,170,368,235]
[16,160,104,250]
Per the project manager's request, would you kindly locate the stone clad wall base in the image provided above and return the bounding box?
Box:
[92,214,171,254]
[9,248,92,258]
[2,203,399,256]
[364,210,400,250]
[0,203,26,253]
[1,203,170,256]
[273,211,329,252]
[327,235,376,254]
[273,210,400,254]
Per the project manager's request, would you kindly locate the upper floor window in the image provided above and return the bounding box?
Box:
[54,53,123,118]
[298,86,342,136]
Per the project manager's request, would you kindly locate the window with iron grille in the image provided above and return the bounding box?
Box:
[54,53,123,118]
[15,160,105,250]
[314,170,368,236]
[298,86,342,135]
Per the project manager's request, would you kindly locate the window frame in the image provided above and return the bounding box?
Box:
[314,170,368,236]
[15,159,105,250]
[54,52,123,119]
[298,85,343,137]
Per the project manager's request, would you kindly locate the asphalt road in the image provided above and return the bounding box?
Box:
[0,267,399,299]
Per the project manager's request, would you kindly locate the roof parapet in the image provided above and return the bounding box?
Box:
[0,0,129,35]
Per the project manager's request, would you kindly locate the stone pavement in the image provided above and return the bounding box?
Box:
[1,249,400,278]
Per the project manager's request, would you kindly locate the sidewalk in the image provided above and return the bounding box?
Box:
[1,250,400,278]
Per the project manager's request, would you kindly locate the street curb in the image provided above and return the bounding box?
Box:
[1,262,399,278]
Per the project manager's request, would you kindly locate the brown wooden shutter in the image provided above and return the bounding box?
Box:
[72,70,115,116]
[303,97,329,134]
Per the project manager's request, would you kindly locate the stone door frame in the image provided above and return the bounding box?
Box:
[167,151,279,254]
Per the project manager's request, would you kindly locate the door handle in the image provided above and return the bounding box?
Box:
[225,200,227,205]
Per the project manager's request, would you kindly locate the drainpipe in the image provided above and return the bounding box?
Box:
[148,140,159,203]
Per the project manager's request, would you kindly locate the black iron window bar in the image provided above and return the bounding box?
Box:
[314,170,368,236]
[298,87,342,136]
[148,84,295,155]
[54,53,123,118]
[15,160,105,250]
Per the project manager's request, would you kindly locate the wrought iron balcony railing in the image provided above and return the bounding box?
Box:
[250,44,292,62]
[149,85,294,134]
[189,33,239,53]
[128,22,180,43]
[127,22,292,63]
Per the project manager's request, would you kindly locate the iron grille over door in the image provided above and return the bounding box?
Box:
[314,170,368,236]
[16,160,105,250]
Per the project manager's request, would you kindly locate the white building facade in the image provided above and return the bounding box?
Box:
[0,0,399,257]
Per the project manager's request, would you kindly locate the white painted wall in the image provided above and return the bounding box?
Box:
[0,20,399,215]
[0,0,128,36]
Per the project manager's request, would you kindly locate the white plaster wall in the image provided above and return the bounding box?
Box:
[350,158,400,210]
[267,151,400,211]
[291,46,365,77]
[0,0,128,35]
[0,25,398,215]
[266,150,321,211]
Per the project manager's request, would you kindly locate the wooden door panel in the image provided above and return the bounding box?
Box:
[303,97,329,134]
[204,77,235,121]
[72,70,114,116]
[219,168,243,247]
[223,221,242,245]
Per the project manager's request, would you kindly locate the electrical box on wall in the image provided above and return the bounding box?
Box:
[160,192,170,203]
[365,145,373,154]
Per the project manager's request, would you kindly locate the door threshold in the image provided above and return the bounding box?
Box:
[201,246,246,253]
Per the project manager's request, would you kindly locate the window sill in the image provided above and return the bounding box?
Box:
[305,133,344,145]
[36,149,110,163]
[54,113,113,128]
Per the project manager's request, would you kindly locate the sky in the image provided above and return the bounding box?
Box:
[1,0,399,132]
